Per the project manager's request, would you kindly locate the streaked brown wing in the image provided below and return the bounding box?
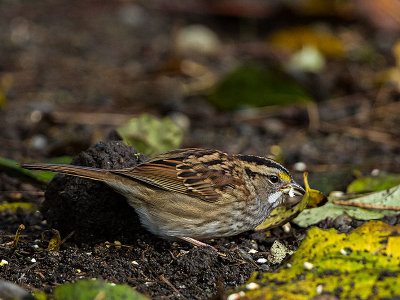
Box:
[111,149,229,202]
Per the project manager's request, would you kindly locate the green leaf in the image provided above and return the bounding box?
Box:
[229,221,400,299]
[347,173,400,193]
[0,157,53,182]
[293,184,400,227]
[117,114,183,157]
[0,156,72,183]
[54,279,149,300]
[208,65,312,111]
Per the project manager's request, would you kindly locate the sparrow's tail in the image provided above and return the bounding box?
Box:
[21,163,116,182]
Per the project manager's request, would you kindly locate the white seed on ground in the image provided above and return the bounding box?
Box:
[303,261,314,270]
[256,258,267,264]
[227,291,245,300]
[316,284,323,294]
[246,282,259,290]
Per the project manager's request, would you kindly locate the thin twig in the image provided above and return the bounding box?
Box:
[333,200,400,211]
[159,274,184,298]
[21,261,40,272]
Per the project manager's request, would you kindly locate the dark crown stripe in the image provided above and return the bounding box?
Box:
[193,149,219,157]
[237,155,289,174]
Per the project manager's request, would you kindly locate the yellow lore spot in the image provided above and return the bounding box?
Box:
[278,172,291,181]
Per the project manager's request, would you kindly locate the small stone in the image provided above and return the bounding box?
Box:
[176,24,220,55]
[333,214,352,228]
[293,162,307,172]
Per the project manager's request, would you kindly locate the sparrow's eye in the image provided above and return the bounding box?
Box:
[268,175,280,183]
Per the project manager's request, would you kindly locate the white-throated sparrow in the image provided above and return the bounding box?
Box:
[22,148,304,249]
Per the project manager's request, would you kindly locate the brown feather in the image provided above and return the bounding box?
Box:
[111,148,244,202]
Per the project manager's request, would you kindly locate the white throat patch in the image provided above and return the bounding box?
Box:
[268,191,283,205]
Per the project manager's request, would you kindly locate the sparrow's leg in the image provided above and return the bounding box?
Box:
[178,236,218,252]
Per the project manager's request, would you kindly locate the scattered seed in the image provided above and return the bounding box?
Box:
[227,291,245,300]
[246,282,259,290]
[304,262,313,270]
[0,259,9,266]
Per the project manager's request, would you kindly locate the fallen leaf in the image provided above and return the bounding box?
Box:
[117,114,183,157]
[230,221,400,299]
[294,184,400,227]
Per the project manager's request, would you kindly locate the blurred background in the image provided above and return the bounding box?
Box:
[1,0,400,192]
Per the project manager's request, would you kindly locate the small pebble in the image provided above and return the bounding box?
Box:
[248,249,258,254]
[176,24,220,55]
[260,264,270,271]
[371,169,380,176]
[316,284,323,294]
[30,258,36,263]
[293,162,307,172]
[257,258,267,264]
[333,214,352,228]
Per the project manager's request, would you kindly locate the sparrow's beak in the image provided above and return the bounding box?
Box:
[281,181,305,207]
[281,181,305,197]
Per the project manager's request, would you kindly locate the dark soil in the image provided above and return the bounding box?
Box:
[1,0,400,299]
[0,139,307,299]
